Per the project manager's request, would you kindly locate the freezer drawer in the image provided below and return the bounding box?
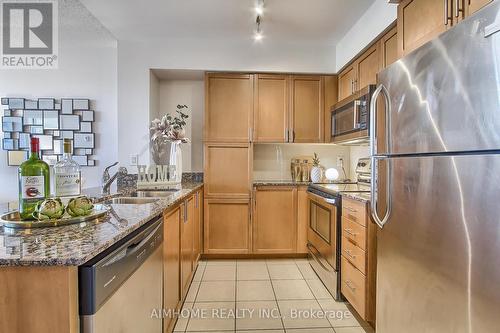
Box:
[375,154,500,333]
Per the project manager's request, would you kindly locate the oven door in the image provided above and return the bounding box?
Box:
[307,191,338,270]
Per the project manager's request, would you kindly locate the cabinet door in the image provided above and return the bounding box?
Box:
[338,65,356,101]
[356,44,380,90]
[205,73,253,142]
[253,186,297,253]
[398,0,452,57]
[192,190,203,264]
[181,197,195,298]
[380,26,398,69]
[204,198,250,254]
[204,143,252,198]
[296,186,309,253]
[467,0,492,15]
[323,75,338,143]
[290,75,324,143]
[254,74,289,143]
[163,206,181,333]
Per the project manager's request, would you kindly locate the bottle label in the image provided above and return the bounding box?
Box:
[55,172,81,197]
[21,176,45,199]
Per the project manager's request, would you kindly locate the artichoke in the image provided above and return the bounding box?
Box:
[66,196,94,217]
[33,198,65,220]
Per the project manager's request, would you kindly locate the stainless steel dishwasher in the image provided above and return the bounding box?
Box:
[79,216,163,333]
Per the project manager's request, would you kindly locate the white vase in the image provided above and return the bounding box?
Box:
[169,140,182,182]
[310,166,323,183]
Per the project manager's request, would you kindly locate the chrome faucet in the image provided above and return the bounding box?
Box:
[102,162,127,194]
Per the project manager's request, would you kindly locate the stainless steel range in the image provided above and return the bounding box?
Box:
[306,158,370,300]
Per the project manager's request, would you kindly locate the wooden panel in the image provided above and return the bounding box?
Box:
[0,266,78,333]
[342,218,367,251]
[323,75,338,143]
[253,186,297,254]
[342,197,367,226]
[181,195,195,297]
[205,73,253,142]
[398,0,451,57]
[204,198,250,254]
[341,256,367,319]
[342,235,367,274]
[163,206,181,333]
[338,65,356,101]
[254,74,289,143]
[204,143,252,198]
[193,189,203,263]
[380,26,398,68]
[356,44,380,90]
[296,185,309,253]
[467,0,492,16]
[290,75,324,143]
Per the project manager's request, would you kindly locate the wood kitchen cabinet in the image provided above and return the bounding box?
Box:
[204,198,251,254]
[204,143,252,198]
[380,26,398,69]
[290,75,324,143]
[338,65,357,101]
[205,73,253,142]
[296,185,309,254]
[340,196,377,326]
[253,186,297,253]
[253,74,289,143]
[193,189,203,264]
[181,195,195,298]
[163,205,181,333]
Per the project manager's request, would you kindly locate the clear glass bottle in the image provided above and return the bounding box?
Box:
[18,137,50,220]
[53,139,81,197]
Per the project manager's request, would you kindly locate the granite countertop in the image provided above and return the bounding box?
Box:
[253,180,311,186]
[342,192,371,203]
[0,181,203,267]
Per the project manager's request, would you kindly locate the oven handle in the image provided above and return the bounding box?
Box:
[307,243,334,273]
[307,191,339,207]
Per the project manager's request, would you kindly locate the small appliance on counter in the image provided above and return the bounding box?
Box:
[306,157,371,300]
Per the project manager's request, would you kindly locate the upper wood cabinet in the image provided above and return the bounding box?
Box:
[338,65,357,101]
[397,0,452,57]
[253,186,297,254]
[204,198,250,254]
[290,75,324,143]
[163,206,181,333]
[356,44,380,90]
[380,26,398,69]
[205,73,253,142]
[253,74,289,143]
[323,76,338,143]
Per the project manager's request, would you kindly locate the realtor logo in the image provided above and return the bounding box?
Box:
[1,0,58,68]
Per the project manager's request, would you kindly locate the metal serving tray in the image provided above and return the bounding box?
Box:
[0,204,110,229]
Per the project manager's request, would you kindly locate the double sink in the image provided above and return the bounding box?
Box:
[104,189,180,205]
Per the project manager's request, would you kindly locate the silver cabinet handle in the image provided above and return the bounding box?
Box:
[344,249,356,260]
[344,228,357,237]
[344,207,357,213]
[285,127,289,142]
[444,0,452,25]
[345,280,356,292]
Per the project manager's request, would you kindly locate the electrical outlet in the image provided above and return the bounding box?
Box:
[130,154,138,166]
[337,155,344,168]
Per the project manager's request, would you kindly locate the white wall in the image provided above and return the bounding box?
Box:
[156,79,204,172]
[335,0,397,71]
[117,38,337,167]
[0,0,117,202]
[253,144,352,182]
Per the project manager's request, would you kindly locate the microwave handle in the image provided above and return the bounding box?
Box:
[353,100,361,129]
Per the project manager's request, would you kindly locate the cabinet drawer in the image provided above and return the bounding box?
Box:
[342,198,366,226]
[342,218,366,251]
[341,256,366,319]
[341,236,366,274]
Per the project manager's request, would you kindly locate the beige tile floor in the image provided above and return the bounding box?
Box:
[174,258,374,333]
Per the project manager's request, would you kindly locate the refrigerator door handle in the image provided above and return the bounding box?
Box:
[369,84,391,157]
[371,156,392,229]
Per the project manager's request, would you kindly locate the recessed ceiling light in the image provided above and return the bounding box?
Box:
[254,31,263,41]
[255,6,264,15]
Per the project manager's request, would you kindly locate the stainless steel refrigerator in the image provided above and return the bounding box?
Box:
[370,2,500,332]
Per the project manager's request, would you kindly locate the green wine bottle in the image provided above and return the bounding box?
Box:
[18,138,50,220]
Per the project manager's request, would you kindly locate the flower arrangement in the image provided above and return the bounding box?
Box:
[150,104,190,144]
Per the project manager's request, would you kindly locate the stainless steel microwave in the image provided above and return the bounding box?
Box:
[331,85,376,144]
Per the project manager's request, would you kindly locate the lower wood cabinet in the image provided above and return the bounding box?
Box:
[181,195,195,298]
[204,198,251,254]
[193,189,203,264]
[340,197,377,326]
[163,205,181,333]
[253,186,297,253]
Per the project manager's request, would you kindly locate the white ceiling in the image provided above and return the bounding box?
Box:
[80,0,375,44]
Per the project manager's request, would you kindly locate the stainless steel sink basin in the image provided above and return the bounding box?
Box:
[105,197,159,205]
[133,189,180,198]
